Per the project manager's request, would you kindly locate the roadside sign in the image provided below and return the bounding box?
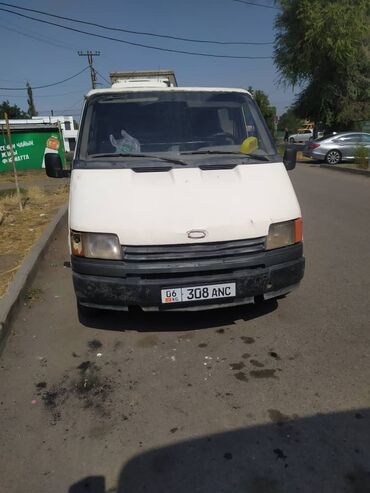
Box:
[0,128,65,172]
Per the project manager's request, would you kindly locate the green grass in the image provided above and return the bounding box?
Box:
[354,145,369,169]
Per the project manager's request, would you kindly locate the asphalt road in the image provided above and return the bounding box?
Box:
[1,163,370,493]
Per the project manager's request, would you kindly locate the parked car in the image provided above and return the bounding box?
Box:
[289,129,324,143]
[303,132,370,164]
[289,129,313,143]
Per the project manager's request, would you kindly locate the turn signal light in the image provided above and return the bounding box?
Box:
[294,218,303,243]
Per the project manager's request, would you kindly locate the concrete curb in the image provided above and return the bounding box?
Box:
[0,203,68,354]
[319,164,370,177]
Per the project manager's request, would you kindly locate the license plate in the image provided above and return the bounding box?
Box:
[161,283,236,304]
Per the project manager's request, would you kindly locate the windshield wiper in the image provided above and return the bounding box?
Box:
[89,153,189,166]
[180,150,270,161]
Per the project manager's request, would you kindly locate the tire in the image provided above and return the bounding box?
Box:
[325,150,341,165]
[289,137,295,143]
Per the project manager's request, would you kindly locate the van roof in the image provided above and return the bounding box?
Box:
[85,86,252,98]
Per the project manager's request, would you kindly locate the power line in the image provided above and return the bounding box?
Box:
[232,0,280,10]
[95,70,110,86]
[0,89,85,98]
[0,66,89,90]
[0,20,76,51]
[35,89,85,97]
[67,98,84,110]
[0,7,272,59]
[0,1,274,45]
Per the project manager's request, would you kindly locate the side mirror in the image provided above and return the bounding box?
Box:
[283,146,297,170]
[45,153,70,178]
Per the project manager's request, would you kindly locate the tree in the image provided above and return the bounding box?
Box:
[278,107,302,133]
[26,82,38,117]
[274,0,370,130]
[248,86,277,134]
[0,100,28,119]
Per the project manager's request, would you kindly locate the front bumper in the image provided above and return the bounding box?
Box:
[72,243,305,311]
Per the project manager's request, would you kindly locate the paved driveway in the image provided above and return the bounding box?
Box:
[0,164,369,493]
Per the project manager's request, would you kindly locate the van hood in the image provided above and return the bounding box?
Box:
[69,164,301,245]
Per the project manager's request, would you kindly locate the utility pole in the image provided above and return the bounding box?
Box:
[4,113,23,211]
[78,51,100,89]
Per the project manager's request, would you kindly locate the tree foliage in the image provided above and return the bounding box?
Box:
[277,107,302,132]
[274,0,370,129]
[248,86,277,134]
[26,82,38,117]
[0,100,28,119]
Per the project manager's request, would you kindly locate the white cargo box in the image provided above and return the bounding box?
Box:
[109,70,178,88]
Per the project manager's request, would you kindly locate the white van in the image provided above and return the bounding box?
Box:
[46,75,304,313]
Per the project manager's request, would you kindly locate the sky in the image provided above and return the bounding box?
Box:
[0,0,299,119]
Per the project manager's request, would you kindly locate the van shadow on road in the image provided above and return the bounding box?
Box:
[77,299,278,333]
[69,408,370,493]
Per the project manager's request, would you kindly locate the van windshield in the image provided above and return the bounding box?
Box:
[79,90,276,161]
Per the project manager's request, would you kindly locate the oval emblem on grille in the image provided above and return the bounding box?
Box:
[187,230,207,239]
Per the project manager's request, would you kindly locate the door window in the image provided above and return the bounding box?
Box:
[336,134,362,143]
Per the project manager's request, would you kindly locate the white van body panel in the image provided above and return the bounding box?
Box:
[69,162,301,246]
[85,86,253,98]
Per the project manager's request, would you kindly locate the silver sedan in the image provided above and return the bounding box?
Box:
[303,132,370,164]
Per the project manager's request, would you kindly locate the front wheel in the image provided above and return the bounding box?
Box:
[325,150,341,165]
[289,137,295,143]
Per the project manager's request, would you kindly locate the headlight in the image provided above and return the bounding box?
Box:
[266,219,302,250]
[71,231,122,260]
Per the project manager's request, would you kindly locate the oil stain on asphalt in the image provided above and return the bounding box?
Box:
[273,448,288,461]
[229,362,245,371]
[250,360,265,368]
[87,339,103,350]
[250,369,278,379]
[269,351,281,360]
[234,371,248,382]
[241,336,255,344]
[38,359,115,424]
